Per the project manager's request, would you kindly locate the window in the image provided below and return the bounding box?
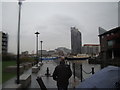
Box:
[111,33,114,35]
[107,34,109,36]
[108,40,114,47]
[101,36,104,38]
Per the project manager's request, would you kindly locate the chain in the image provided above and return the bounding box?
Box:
[82,76,85,81]
[82,69,92,74]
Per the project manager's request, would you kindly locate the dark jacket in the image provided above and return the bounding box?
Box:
[53,63,72,87]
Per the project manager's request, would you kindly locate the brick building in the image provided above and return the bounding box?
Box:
[99,27,120,62]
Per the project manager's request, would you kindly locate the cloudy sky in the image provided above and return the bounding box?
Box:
[1,0,119,54]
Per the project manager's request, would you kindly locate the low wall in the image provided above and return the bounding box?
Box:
[4,66,24,74]
[32,66,39,73]
[20,73,31,88]
[20,62,33,70]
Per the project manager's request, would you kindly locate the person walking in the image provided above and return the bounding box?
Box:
[53,59,72,90]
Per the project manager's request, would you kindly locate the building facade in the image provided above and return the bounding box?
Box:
[21,51,29,56]
[99,27,120,61]
[55,47,71,56]
[118,1,120,27]
[38,50,48,56]
[0,31,8,54]
[0,32,2,54]
[71,27,82,54]
[82,44,100,56]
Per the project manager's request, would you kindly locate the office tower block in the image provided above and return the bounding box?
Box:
[71,27,82,54]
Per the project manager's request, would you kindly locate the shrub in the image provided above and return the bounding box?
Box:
[2,53,16,61]
[20,56,35,63]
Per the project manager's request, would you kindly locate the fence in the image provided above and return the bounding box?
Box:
[72,63,94,82]
[54,60,95,82]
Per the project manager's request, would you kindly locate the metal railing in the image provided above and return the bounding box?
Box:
[72,63,94,82]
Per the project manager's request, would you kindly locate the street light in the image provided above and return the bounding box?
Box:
[16,0,24,84]
[40,41,43,62]
[35,32,40,65]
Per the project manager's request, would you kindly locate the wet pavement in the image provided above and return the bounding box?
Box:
[2,60,80,89]
[29,60,57,88]
[29,60,80,89]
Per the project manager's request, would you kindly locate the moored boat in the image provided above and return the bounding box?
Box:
[65,57,89,60]
[65,54,90,60]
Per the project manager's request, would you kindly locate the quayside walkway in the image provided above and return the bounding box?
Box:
[2,60,80,89]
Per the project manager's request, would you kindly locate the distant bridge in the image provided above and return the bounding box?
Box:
[39,57,59,60]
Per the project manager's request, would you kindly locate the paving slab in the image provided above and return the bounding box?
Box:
[29,60,80,89]
[2,60,80,89]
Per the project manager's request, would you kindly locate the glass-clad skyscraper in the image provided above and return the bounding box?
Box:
[71,27,82,54]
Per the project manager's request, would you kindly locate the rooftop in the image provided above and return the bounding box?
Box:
[84,44,100,46]
[99,27,120,36]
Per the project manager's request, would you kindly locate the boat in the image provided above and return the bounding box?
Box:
[65,54,90,60]
[65,57,89,60]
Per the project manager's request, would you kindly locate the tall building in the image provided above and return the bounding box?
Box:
[71,27,82,54]
[0,31,8,54]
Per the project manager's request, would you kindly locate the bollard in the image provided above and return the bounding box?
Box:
[69,62,70,66]
[80,64,83,82]
[92,67,94,74]
[69,62,71,67]
[45,67,50,77]
[65,60,67,64]
[73,63,75,81]
[47,67,49,74]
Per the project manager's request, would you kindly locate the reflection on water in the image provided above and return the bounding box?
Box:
[69,59,101,80]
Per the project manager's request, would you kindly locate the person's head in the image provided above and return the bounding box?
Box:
[60,60,65,65]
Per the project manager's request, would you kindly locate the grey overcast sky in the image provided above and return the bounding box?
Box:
[1,0,119,54]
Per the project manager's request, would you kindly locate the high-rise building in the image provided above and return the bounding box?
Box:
[71,27,82,54]
[0,31,8,54]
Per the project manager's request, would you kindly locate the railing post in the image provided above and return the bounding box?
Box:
[69,62,70,65]
[65,60,67,64]
[73,63,75,81]
[80,64,83,82]
[45,67,50,77]
[92,67,94,74]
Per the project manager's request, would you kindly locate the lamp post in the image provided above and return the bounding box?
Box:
[16,0,23,84]
[40,41,43,62]
[35,32,40,65]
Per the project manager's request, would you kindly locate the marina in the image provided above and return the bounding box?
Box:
[1,1,120,89]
